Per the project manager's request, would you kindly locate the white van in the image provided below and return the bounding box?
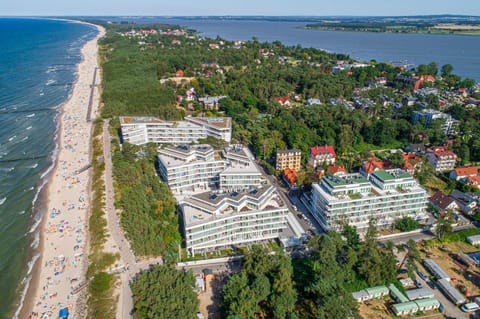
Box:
[461,302,480,313]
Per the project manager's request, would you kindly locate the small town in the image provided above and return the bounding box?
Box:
[2,7,480,319]
[95,23,480,319]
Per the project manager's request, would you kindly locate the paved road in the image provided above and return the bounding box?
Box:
[103,119,136,318]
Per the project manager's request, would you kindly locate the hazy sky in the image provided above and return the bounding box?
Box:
[2,0,480,16]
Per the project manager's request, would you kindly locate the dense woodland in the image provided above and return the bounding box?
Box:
[111,138,180,262]
[131,266,199,319]
[221,221,400,319]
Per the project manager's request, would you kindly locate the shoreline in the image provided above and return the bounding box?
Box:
[18,21,105,319]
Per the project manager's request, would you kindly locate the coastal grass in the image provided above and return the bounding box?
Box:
[86,272,117,319]
[86,119,118,319]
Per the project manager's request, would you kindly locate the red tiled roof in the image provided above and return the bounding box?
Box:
[363,158,390,174]
[454,166,479,177]
[327,164,346,175]
[309,146,336,158]
[468,176,480,187]
[275,97,290,105]
[429,191,456,210]
[427,146,457,159]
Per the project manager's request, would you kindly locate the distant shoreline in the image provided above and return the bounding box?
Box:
[302,25,480,36]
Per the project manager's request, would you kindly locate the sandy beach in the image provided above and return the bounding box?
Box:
[21,22,105,319]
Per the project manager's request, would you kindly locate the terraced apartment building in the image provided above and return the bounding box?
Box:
[179,185,290,255]
[119,115,232,145]
[310,169,428,231]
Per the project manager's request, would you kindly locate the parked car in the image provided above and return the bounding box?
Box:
[461,302,480,313]
[414,280,423,288]
[417,271,429,281]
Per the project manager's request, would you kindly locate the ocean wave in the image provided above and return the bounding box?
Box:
[18,210,25,215]
[8,135,16,142]
[26,113,35,118]
[26,126,32,130]
[12,253,40,319]
[0,197,6,205]
[45,79,56,86]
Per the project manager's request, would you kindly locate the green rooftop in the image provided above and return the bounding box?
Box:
[389,283,409,303]
[372,170,396,181]
[393,301,419,313]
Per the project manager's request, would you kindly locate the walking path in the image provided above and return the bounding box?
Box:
[102,119,163,319]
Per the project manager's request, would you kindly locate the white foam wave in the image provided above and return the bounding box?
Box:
[21,136,29,142]
[13,253,40,319]
[30,231,39,249]
[0,197,6,205]
[46,79,56,86]
[26,126,32,130]
[26,113,35,118]
[27,217,41,234]
[28,163,38,169]
[8,135,16,141]
[18,210,25,215]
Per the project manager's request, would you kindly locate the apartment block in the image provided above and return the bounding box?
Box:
[310,169,428,231]
[276,149,302,171]
[412,109,459,136]
[426,146,457,173]
[119,115,231,145]
[158,145,226,194]
[179,185,289,255]
[158,144,264,194]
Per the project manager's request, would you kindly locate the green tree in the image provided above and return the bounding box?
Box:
[437,212,454,241]
[131,266,199,319]
[395,216,420,232]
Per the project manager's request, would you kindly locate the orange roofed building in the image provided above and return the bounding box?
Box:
[327,164,346,176]
[283,168,298,188]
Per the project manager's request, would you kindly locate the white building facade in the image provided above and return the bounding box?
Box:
[180,185,289,255]
[158,144,264,194]
[119,115,232,145]
[310,169,428,231]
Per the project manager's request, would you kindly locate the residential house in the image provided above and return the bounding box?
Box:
[403,152,423,174]
[450,190,478,214]
[308,146,336,168]
[306,98,321,106]
[185,87,196,101]
[198,96,227,110]
[449,166,480,181]
[426,146,457,172]
[326,164,346,176]
[429,191,459,214]
[276,149,302,171]
[406,143,426,155]
[283,168,298,188]
[360,158,391,177]
[275,96,291,106]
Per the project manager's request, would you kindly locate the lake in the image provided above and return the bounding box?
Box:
[117,17,480,81]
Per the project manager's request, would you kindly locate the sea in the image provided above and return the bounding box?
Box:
[0,18,97,318]
[109,17,480,81]
[0,15,478,319]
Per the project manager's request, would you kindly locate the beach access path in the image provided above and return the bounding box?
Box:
[26,23,105,319]
[102,119,163,319]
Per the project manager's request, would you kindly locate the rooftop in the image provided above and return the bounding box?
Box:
[186,116,231,129]
[181,185,284,226]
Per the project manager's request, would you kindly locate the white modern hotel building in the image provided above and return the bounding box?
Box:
[119,115,232,145]
[310,169,428,231]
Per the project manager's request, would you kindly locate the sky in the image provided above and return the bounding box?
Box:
[2,0,480,16]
